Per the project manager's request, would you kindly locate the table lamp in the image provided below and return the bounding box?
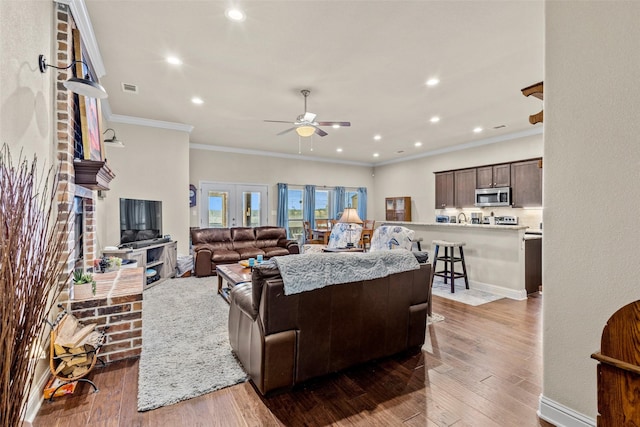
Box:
[338,208,363,248]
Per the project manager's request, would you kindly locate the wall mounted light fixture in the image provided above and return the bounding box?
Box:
[38,54,108,99]
[103,128,124,147]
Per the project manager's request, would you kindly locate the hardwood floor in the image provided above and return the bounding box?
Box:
[33,293,555,426]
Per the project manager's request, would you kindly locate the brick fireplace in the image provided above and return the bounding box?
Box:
[54,3,99,289]
[53,3,142,362]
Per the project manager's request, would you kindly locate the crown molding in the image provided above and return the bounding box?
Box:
[374,126,544,167]
[190,144,374,167]
[57,0,106,77]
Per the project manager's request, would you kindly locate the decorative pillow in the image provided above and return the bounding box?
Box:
[369,226,415,252]
[327,223,363,249]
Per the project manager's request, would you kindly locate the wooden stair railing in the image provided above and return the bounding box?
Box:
[591,300,640,426]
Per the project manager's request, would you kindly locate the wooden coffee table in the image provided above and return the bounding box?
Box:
[216,263,252,303]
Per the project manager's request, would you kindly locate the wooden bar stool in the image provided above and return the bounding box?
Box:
[432,240,469,293]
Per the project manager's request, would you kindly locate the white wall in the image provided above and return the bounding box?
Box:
[189,148,375,227]
[372,133,543,222]
[97,123,191,255]
[543,1,640,421]
[1,0,54,164]
[1,1,56,421]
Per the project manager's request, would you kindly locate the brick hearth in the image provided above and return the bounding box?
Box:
[69,268,144,363]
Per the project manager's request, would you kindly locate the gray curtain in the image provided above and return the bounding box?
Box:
[303,185,316,227]
[357,187,367,220]
[333,186,345,219]
[277,183,288,231]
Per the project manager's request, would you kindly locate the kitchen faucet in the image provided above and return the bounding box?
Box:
[457,212,468,224]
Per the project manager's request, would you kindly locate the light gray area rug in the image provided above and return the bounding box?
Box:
[138,276,248,412]
[431,277,503,306]
[427,313,445,325]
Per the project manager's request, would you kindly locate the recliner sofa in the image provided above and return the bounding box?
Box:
[228,254,432,395]
[191,226,299,277]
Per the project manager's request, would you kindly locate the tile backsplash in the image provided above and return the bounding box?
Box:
[437,207,543,229]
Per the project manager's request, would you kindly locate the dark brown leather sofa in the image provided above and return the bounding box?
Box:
[191,226,299,277]
[228,258,432,395]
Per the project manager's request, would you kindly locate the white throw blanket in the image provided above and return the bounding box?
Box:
[273,250,420,295]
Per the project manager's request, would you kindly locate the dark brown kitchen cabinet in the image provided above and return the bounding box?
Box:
[435,172,454,209]
[454,168,477,207]
[511,159,542,207]
[477,163,510,188]
[385,197,411,221]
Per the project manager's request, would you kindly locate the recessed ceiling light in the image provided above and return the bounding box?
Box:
[191,97,204,105]
[225,8,246,22]
[426,78,440,87]
[430,116,440,123]
[414,142,422,147]
[373,135,382,141]
[373,153,380,157]
[332,124,340,129]
[336,148,343,152]
[166,56,182,65]
[473,127,483,133]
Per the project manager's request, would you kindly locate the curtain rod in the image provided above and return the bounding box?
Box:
[283,184,363,190]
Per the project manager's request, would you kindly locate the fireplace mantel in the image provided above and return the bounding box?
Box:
[73,159,116,191]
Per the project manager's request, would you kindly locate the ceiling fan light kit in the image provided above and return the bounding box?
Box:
[296,126,315,137]
[265,89,351,141]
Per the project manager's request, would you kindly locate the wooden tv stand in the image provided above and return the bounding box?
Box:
[102,241,177,289]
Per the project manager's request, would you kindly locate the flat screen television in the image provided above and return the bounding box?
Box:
[119,198,162,245]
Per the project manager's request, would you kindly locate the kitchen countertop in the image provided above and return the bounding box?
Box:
[382,220,529,231]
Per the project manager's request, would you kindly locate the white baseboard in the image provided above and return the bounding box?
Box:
[470,279,528,300]
[538,395,596,427]
[23,369,51,423]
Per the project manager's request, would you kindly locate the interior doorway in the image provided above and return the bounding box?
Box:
[199,182,268,228]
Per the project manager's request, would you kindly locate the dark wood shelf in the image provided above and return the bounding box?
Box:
[73,159,115,191]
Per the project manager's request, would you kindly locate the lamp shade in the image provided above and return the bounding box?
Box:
[64,77,108,99]
[103,128,124,147]
[296,125,315,137]
[338,207,363,224]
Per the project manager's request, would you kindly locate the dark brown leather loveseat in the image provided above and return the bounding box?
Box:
[228,255,432,395]
[191,226,299,277]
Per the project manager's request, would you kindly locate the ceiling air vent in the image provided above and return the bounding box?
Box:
[121,82,139,94]
[493,124,507,129]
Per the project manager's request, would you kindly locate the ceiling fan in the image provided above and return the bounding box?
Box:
[265,89,351,137]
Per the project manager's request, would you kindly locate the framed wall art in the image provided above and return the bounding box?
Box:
[73,29,104,161]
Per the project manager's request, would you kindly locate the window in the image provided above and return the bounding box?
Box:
[345,189,358,211]
[287,187,303,239]
[315,189,330,226]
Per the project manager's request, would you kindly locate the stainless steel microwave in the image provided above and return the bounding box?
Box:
[475,187,511,207]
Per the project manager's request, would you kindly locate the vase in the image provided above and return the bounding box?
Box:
[72,282,94,300]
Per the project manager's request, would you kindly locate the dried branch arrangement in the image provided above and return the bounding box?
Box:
[0,145,71,427]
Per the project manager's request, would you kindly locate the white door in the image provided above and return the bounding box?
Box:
[200,182,267,228]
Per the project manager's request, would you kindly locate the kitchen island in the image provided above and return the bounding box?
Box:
[383,221,534,299]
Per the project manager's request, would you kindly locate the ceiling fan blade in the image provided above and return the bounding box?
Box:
[264,120,294,124]
[276,127,297,136]
[302,112,317,123]
[315,127,328,137]
[317,121,351,127]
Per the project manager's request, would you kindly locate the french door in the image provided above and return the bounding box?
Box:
[199,182,268,228]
